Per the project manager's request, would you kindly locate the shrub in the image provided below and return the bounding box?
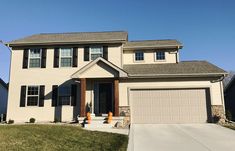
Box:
[226,110,232,121]
[8,119,14,124]
[29,118,36,123]
[54,118,60,123]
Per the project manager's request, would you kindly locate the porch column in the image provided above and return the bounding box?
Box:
[114,79,119,116]
[80,78,86,117]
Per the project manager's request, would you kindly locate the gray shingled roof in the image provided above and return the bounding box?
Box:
[123,40,183,49]
[123,61,227,77]
[0,78,8,89]
[7,31,128,46]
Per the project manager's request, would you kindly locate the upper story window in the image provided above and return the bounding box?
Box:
[156,51,165,60]
[29,49,41,68]
[27,86,39,106]
[90,46,103,60]
[60,48,73,67]
[58,86,71,105]
[135,51,144,61]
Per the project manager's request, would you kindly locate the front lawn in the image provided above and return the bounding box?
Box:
[0,125,128,151]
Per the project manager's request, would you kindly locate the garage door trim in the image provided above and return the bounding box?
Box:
[129,87,212,124]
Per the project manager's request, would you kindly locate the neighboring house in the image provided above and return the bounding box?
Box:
[0,78,8,115]
[6,31,227,124]
[224,75,235,121]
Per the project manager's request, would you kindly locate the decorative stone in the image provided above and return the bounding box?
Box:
[114,122,123,128]
[119,106,130,117]
[123,116,130,128]
[211,105,226,124]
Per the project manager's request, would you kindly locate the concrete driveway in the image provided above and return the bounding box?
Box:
[128,124,235,151]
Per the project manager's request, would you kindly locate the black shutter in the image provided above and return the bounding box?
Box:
[103,46,108,60]
[23,49,29,69]
[41,48,47,68]
[84,46,89,61]
[39,85,45,107]
[73,47,78,67]
[54,48,59,68]
[52,85,58,107]
[20,86,26,107]
[71,84,77,106]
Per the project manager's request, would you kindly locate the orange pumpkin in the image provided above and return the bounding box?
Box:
[87,112,91,117]
[87,120,91,124]
[107,112,113,123]
[87,112,91,124]
[108,112,113,117]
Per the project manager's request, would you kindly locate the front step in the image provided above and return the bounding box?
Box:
[78,116,124,128]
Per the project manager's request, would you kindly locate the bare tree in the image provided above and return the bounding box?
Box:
[223,71,235,88]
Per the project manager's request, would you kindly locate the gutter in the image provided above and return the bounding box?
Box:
[6,40,127,47]
[127,73,227,78]
[123,45,183,50]
[211,74,226,83]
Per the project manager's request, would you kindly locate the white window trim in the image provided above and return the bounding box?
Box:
[90,46,103,61]
[155,51,166,62]
[59,48,73,68]
[58,86,72,106]
[28,48,42,68]
[134,51,145,62]
[26,85,40,107]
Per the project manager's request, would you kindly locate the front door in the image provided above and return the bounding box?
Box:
[95,83,113,115]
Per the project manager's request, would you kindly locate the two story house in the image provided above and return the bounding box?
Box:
[6,31,227,124]
[0,78,8,118]
[224,75,235,121]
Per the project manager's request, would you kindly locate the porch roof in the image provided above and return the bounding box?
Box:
[71,57,128,79]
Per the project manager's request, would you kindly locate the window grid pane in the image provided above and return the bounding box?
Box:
[27,96,38,106]
[30,49,41,58]
[91,54,103,60]
[61,58,72,67]
[27,86,39,106]
[59,96,71,105]
[28,86,39,95]
[29,49,41,68]
[61,48,72,57]
[135,51,144,61]
[156,52,165,60]
[29,59,41,68]
[59,86,71,105]
[90,47,103,60]
[60,48,72,67]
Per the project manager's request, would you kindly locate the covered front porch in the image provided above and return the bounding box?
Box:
[77,78,120,117]
[71,57,128,117]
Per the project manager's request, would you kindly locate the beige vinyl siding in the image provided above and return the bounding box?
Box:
[130,89,210,124]
[123,50,177,64]
[119,79,223,107]
[7,46,121,122]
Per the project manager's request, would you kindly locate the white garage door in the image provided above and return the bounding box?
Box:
[130,89,210,124]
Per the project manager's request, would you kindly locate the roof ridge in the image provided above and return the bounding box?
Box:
[38,31,128,35]
[128,39,179,42]
[180,60,208,63]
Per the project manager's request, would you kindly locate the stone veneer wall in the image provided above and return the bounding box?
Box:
[119,106,130,127]
[211,105,225,123]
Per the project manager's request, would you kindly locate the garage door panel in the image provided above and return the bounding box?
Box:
[130,89,210,124]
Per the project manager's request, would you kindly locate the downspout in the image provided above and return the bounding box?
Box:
[211,74,227,120]
[219,77,226,118]
[176,46,180,63]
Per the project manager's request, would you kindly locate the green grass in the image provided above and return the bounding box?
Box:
[0,125,128,151]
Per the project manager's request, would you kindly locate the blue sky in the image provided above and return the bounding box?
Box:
[0,0,235,82]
